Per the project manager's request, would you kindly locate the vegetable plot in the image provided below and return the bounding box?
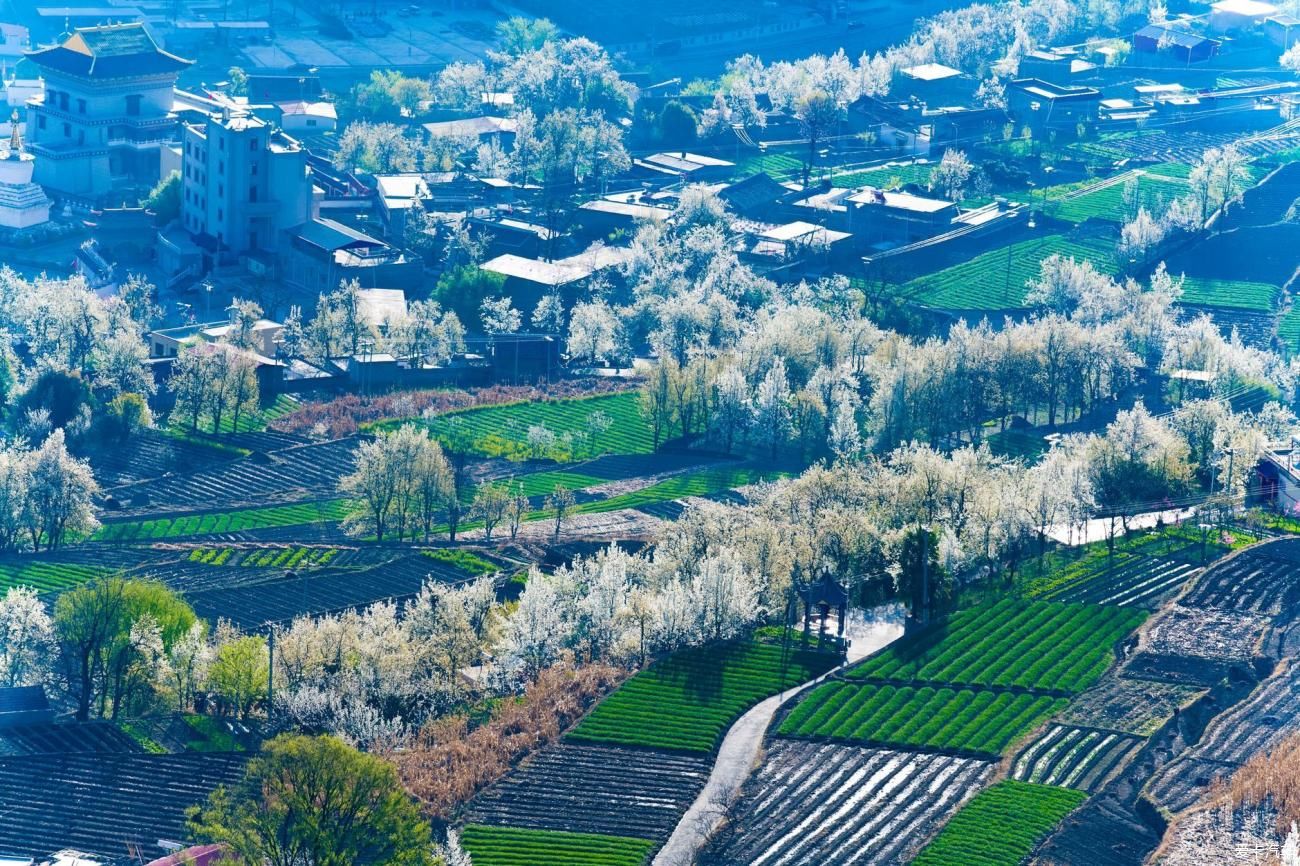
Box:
[910,780,1086,866]
[460,825,655,866]
[567,641,839,753]
[846,599,1146,694]
[779,683,1065,758]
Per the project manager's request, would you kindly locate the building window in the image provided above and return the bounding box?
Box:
[77,130,84,145]
[250,139,257,151]
[125,94,142,116]
[248,231,257,249]
[58,92,68,110]
[62,123,70,138]
[250,163,258,176]
[36,115,44,130]
[307,118,317,127]
[219,161,224,174]
[76,99,85,114]
[249,186,257,202]
[218,184,224,196]
[218,209,223,221]
[219,138,225,151]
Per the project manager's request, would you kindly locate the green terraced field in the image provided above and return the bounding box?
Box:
[732,150,805,180]
[831,161,935,189]
[903,234,1117,311]
[422,392,654,462]
[1178,278,1279,312]
[1048,170,1189,224]
[96,500,351,542]
[911,781,1087,866]
[1280,304,1300,356]
[846,599,1145,694]
[567,640,839,753]
[0,560,111,593]
[779,682,1066,757]
[570,466,780,515]
[460,826,654,866]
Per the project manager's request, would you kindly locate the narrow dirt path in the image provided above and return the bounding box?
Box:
[652,606,907,866]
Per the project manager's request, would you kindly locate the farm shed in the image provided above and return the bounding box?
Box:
[0,687,53,729]
[1131,25,1220,64]
[576,196,672,236]
[1264,13,1300,45]
[1008,79,1101,134]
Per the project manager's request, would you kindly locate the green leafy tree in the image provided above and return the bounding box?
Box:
[143,171,182,224]
[208,634,268,720]
[189,734,435,866]
[54,577,196,720]
[657,101,699,146]
[431,266,506,332]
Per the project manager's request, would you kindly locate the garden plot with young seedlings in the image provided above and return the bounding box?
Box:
[705,740,994,866]
[1010,724,1144,793]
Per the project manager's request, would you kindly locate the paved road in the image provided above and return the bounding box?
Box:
[652,606,906,866]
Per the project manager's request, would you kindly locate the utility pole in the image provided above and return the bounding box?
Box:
[265,623,275,723]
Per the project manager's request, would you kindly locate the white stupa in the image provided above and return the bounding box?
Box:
[0,111,49,229]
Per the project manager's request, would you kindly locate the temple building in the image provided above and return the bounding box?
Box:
[23,23,190,203]
[0,113,50,229]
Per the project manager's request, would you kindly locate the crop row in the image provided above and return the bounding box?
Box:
[567,640,839,753]
[459,825,654,866]
[96,500,352,542]
[847,599,1145,694]
[1178,278,1279,312]
[0,560,111,593]
[712,741,994,866]
[1012,724,1143,792]
[187,547,339,569]
[779,682,1065,758]
[911,780,1087,866]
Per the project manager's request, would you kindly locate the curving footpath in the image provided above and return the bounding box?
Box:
[653,607,907,866]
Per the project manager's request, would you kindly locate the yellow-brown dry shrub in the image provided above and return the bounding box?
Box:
[390,661,625,819]
[1217,730,1300,835]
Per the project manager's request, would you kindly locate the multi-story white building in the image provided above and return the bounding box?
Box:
[180,108,312,262]
[24,23,190,202]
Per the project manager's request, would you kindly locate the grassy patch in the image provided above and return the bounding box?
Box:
[183,713,244,753]
[984,427,1049,462]
[96,500,351,542]
[118,721,168,754]
[460,825,654,866]
[567,640,839,753]
[912,780,1087,866]
[188,546,339,568]
[779,682,1066,757]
